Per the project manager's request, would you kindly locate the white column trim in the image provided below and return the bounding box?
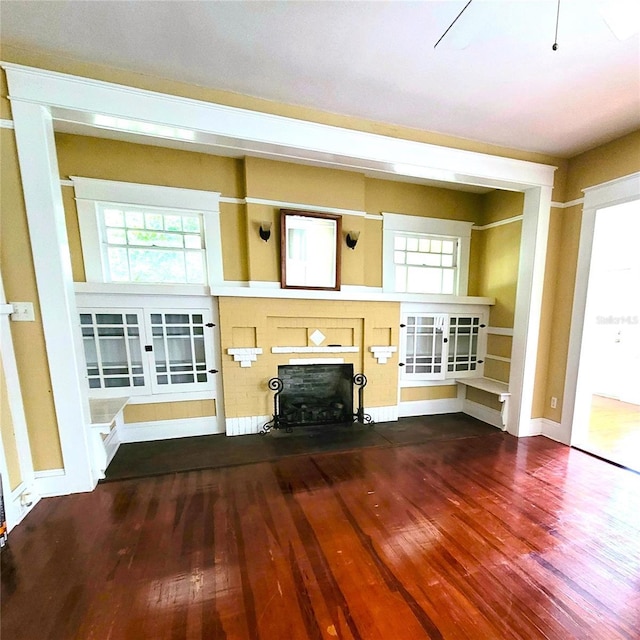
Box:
[509,185,553,437]
[9,100,94,494]
[564,171,640,446]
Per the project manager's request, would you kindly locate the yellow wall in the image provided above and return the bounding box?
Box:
[537,128,640,422]
[400,386,458,402]
[219,298,399,418]
[2,43,638,464]
[0,355,22,490]
[124,399,216,424]
[0,129,64,471]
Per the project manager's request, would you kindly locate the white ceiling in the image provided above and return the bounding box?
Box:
[1,0,639,158]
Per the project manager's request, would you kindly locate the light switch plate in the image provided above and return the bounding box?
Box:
[10,302,35,322]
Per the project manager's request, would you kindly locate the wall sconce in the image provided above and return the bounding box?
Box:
[346,230,360,250]
[259,221,272,242]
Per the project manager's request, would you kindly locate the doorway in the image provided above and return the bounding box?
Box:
[573,199,640,471]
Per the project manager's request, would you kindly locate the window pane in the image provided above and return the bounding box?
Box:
[431,239,442,253]
[442,269,455,294]
[107,247,130,282]
[104,209,124,227]
[418,238,430,252]
[395,266,407,292]
[442,240,455,254]
[184,235,202,249]
[394,236,406,250]
[145,213,164,230]
[183,216,201,233]
[164,215,183,231]
[128,249,186,283]
[406,237,418,252]
[185,252,205,283]
[125,210,144,228]
[106,228,126,244]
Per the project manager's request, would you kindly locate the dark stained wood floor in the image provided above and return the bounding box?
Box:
[3,428,640,639]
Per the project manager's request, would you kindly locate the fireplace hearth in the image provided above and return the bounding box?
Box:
[262,364,371,433]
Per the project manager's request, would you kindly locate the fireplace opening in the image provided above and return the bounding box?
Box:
[278,363,354,427]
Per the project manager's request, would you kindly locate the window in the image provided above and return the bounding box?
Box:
[393,234,457,294]
[99,204,205,284]
[72,177,223,287]
[383,213,473,295]
[79,306,216,397]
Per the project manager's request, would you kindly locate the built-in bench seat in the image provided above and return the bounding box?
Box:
[88,397,128,479]
[456,377,510,431]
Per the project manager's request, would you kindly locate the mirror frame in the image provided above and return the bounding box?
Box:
[280,209,342,291]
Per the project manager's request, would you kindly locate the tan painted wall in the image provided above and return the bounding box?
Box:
[124,399,216,424]
[400,386,458,402]
[564,130,640,202]
[218,298,399,418]
[471,220,522,329]
[55,133,247,283]
[537,128,640,422]
[0,129,64,471]
[0,355,22,490]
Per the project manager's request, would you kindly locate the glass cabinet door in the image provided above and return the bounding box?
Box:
[447,315,481,374]
[401,314,448,380]
[148,311,213,393]
[79,311,147,392]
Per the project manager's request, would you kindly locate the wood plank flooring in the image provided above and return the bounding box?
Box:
[3,429,640,639]
[587,395,640,472]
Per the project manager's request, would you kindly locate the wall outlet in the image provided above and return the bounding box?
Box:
[10,301,35,322]
[550,396,558,409]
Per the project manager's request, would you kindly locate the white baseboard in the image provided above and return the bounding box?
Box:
[226,415,271,436]
[541,418,570,444]
[399,398,463,418]
[462,399,503,430]
[119,416,223,443]
[5,481,39,533]
[34,468,84,497]
[522,417,545,437]
[367,405,399,423]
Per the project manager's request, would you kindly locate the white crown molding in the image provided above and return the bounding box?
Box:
[487,326,514,336]
[473,215,523,231]
[1,62,556,191]
[551,198,584,209]
[246,197,366,217]
[485,354,511,363]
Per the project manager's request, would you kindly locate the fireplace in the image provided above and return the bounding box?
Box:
[262,364,370,433]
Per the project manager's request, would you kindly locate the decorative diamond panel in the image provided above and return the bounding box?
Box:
[309,329,326,346]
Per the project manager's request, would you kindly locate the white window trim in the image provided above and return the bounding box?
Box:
[71,177,224,288]
[382,213,473,296]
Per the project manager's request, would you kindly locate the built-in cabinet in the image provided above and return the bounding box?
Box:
[399,304,488,384]
[75,292,219,401]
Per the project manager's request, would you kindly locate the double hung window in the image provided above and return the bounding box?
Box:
[72,177,223,288]
[383,213,473,296]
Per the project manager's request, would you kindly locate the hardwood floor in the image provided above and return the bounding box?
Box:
[587,395,640,472]
[2,430,640,639]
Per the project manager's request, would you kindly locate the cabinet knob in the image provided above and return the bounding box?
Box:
[443,338,448,343]
[206,323,216,328]
[399,362,405,367]
[400,323,406,328]
[208,369,219,374]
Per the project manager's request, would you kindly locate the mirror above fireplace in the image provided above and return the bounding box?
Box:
[280,209,341,291]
